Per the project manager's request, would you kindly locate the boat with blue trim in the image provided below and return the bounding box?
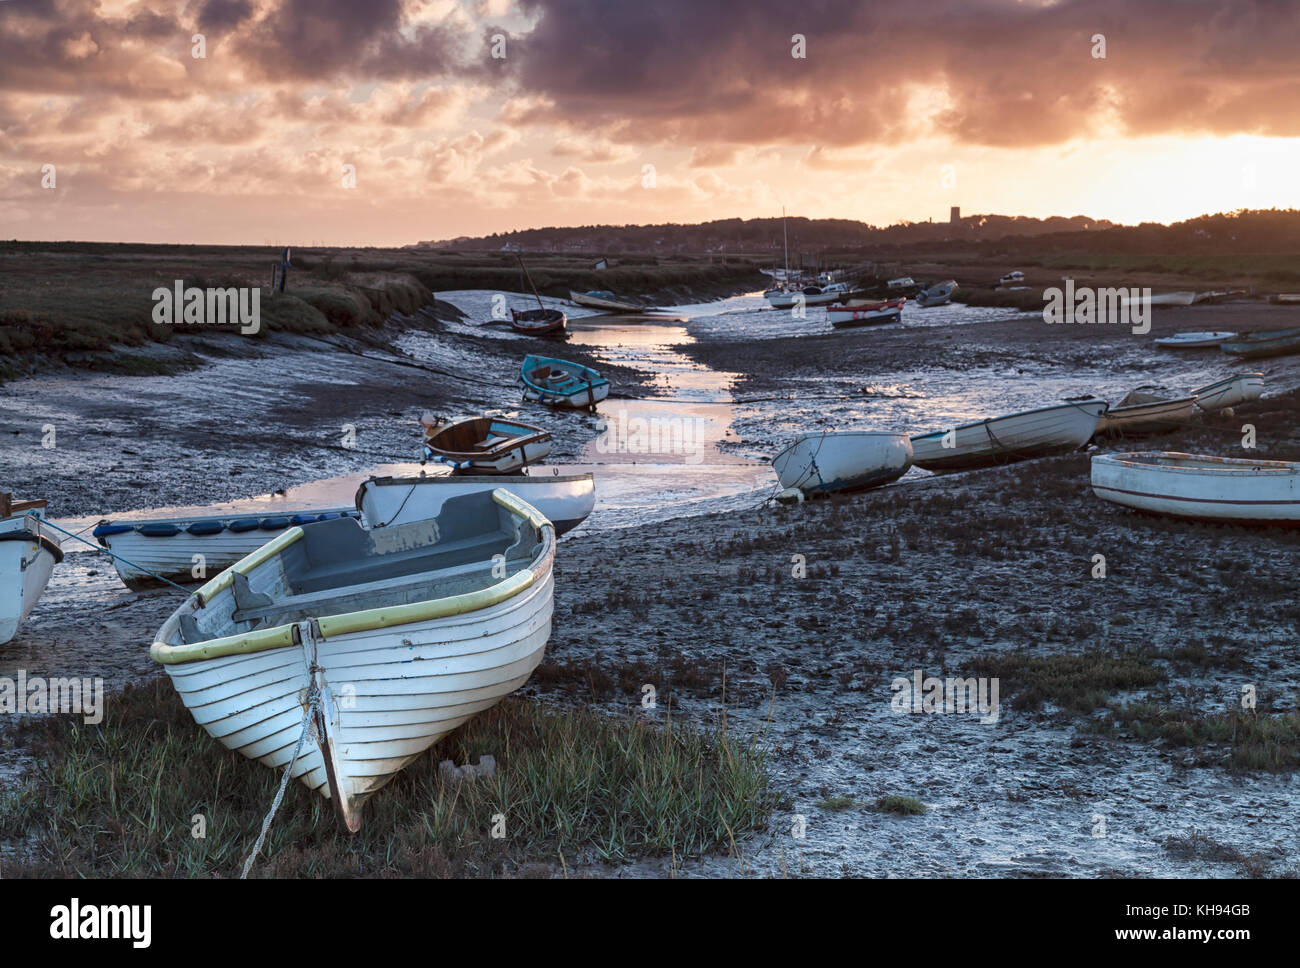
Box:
[421,414,553,473]
[520,355,610,410]
[1,494,63,645]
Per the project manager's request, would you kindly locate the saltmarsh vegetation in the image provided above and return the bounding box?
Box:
[0,679,775,877]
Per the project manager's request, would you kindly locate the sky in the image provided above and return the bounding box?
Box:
[2,0,1299,245]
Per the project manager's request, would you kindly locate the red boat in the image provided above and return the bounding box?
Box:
[510,307,567,336]
[828,298,905,328]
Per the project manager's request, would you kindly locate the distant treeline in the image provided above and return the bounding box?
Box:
[419,209,1300,259]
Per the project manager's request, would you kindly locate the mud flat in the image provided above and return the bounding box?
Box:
[4,291,1300,877]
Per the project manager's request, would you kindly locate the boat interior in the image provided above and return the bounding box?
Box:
[425,417,547,458]
[1117,453,1290,472]
[186,493,544,637]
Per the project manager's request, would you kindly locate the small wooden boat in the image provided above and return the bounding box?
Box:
[1192,373,1264,412]
[1094,392,1198,438]
[771,432,912,495]
[510,307,567,336]
[358,471,596,536]
[0,494,62,645]
[914,280,958,307]
[422,415,552,473]
[911,399,1108,472]
[94,507,360,589]
[520,355,610,410]
[828,298,905,328]
[1272,293,1300,304]
[1219,328,1300,359]
[152,488,555,830]
[1092,452,1300,523]
[765,282,853,309]
[1153,331,1235,348]
[569,290,648,313]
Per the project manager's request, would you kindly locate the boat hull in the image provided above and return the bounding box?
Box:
[510,308,567,336]
[0,515,61,645]
[1220,328,1300,359]
[1094,397,1197,438]
[1192,374,1264,412]
[1092,452,1300,523]
[519,354,610,409]
[358,472,596,536]
[569,291,646,313]
[95,508,359,589]
[911,400,1107,472]
[828,299,905,327]
[153,489,556,830]
[1153,331,1235,348]
[772,432,912,494]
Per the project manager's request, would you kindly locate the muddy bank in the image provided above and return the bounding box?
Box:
[0,296,656,519]
[535,400,1300,877]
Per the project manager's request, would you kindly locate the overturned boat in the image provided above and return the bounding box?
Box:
[911,399,1108,472]
[772,432,912,495]
[520,355,610,410]
[1092,452,1300,524]
[0,495,62,645]
[1153,331,1235,349]
[569,290,647,313]
[151,488,555,831]
[422,415,552,473]
[1192,373,1264,412]
[358,471,595,536]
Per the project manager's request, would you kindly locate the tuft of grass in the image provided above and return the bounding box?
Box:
[966,650,1164,713]
[818,796,856,812]
[1102,702,1300,773]
[0,679,775,878]
[871,795,927,816]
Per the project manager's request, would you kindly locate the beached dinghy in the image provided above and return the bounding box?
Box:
[94,507,360,590]
[1153,331,1235,349]
[510,307,567,337]
[1191,373,1264,412]
[520,355,610,410]
[569,290,648,313]
[1094,392,1198,438]
[911,399,1108,472]
[422,415,552,473]
[151,488,555,830]
[828,298,905,328]
[914,280,958,307]
[358,471,596,536]
[1219,328,1300,359]
[771,432,912,495]
[1092,452,1300,523]
[0,495,63,645]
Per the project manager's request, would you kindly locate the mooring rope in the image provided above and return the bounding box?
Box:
[34,516,193,595]
[241,683,321,879]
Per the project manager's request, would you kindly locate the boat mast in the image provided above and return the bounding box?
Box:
[516,254,546,312]
[782,206,789,283]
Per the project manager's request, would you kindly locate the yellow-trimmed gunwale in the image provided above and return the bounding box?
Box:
[151,489,554,665]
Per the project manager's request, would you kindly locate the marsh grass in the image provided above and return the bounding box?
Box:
[966,650,1164,713]
[0,679,775,878]
[1099,701,1300,773]
[872,796,927,815]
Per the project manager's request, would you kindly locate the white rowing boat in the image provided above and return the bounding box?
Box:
[1092,452,1300,523]
[569,290,647,313]
[422,415,552,473]
[911,399,1108,472]
[1191,373,1264,412]
[358,471,595,536]
[152,488,555,830]
[1153,331,1235,348]
[771,432,912,495]
[915,280,958,307]
[1094,393,1198,438]
[95,507,359,590]
[0,495,62,645]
